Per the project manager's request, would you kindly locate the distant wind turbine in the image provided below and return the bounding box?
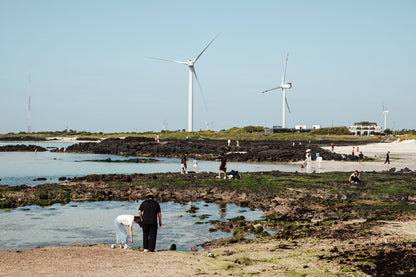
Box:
[382,104,389,130]
[28,71,31,134]
[149,36,217,132]
[261,53,292,128]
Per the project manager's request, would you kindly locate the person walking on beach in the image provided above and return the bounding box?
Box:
[139,195,162,252]
[384,151,390,164]
[181,152,188,174]
[218,153,228,179]
[114,215,142,249]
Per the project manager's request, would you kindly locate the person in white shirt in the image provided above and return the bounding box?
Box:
[114,215,141,249]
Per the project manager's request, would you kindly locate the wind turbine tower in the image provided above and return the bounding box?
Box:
[261,53,292,128]
[150,36,217,132]
[27,72,31,134]
[383,105,389,130]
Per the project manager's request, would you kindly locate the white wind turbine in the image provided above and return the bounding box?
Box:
[150,36,217,132]
[261,53,292,128]
[382,104,389,130]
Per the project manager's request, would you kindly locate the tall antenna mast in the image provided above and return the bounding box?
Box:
[28,72,31,133]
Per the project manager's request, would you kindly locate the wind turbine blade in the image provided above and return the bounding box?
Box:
[281,53,289,85]
[190,66,208,111]
[147,56,188,65]
[261,86,281,93]
[193,35,218,63]
[285,97,291,113]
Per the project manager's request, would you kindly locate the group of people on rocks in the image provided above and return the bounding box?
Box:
[114,195,162,252]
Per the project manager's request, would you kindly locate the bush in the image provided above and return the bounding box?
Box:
[311,127,352,135]
[241,126,264,133]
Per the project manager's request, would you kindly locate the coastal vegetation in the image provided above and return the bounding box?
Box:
[0,126,400,142]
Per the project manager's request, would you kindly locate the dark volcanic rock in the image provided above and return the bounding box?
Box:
[65,137,352,162]
[0,136,46,141]
[0,144,47,152]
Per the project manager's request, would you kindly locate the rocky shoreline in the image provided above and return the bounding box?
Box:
[65,137,367,162]
[0,144,47,152]
[2,170,416,274]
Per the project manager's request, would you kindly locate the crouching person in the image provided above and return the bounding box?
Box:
[349,170,360,184]
[114,215,141,249]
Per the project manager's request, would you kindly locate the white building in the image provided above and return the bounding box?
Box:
[349,121,382,136]
[295,125,307,130]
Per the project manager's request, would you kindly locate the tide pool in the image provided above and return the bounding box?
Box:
[0,200,264,252]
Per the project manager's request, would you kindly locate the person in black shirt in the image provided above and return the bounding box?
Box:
[181,152,188,174]
[217,153,228,179]
[138,195,162,252]
[384,151,390,164]
[358,151,364,165]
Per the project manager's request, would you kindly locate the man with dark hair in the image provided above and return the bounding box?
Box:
[139,195,162,252]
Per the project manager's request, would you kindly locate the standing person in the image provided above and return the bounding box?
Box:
[227,139,231,147]
[384,151,390,164]
[156,135,160,143]
[139,195,162,252]
[352,147,355,157]
[306,150,312,170]
[358,151,364,165]
[181,152,188,174]
[114,215,141,249]
[236,140,240,149]
[331,143,335,153]
[217,153,227,179]
[357,146,360,154]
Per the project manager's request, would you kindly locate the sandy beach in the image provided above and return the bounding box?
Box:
[304,139,416,173]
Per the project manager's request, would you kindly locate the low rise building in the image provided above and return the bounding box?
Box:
[349,121,382,136]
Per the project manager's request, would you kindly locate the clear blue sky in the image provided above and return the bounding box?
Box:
[1,0,415,133]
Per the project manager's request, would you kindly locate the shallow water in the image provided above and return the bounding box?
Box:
[0,201,264,252]
[0,141,299,186]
